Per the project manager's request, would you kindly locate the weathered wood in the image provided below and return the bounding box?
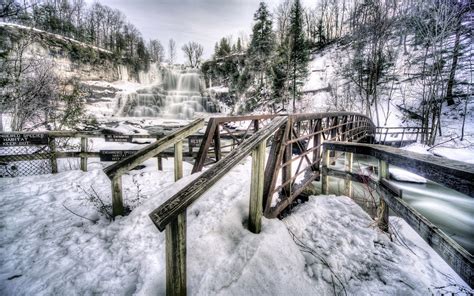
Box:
[104,118,204,179]
[48,138,58,174]
[166,211,186,296]
[344,152,353,197]
[149,117,287,231]
[378,159,389,232]
[192,119,216,173]
[174,141,183,181]
[80,137,88,172]
[323,141,474,198]
[321,148,330,195]
[249,141,265,234]
[111,175,124,217]
[158,155,163,171]
[263,124,289,215]
[213,125,221,161]
[282,117,293,196]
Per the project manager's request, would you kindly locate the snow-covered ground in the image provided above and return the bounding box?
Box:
[0,156,471,295]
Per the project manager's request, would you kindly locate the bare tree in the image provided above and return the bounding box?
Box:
[148,39,165,63]
[181,41,204,68]
[168,38,176,65]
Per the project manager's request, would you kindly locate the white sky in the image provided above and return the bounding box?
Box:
[86,0,316,63]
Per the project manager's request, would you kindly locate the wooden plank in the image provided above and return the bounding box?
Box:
[323,141,474,198]
[263,123,289,215]
[104,119,204,179]
[166,211,186,296]
[213,125,222,161]
[80,137,88,172]
[149,117,287,231]
[174,141,183,181]
[192,118,216,173]
[111,175,124,217]
[282,117,293,196]
[249,141,265,234]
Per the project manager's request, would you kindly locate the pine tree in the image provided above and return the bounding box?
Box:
[288,0,309,112]
[247,2,275,105]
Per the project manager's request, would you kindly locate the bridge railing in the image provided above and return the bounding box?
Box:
[321,141,473,287]
[149,112,375,295]
[375,126,432,147]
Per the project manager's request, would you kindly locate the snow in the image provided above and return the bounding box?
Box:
[1,156,471,295]
[0,22,112,54]
[389,167,427,184]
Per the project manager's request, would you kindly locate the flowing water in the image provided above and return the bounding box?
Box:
[117,68,217,119]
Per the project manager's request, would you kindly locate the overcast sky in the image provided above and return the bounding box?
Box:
[87,0,315,63]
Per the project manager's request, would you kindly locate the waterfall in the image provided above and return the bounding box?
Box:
[116,68,217,119]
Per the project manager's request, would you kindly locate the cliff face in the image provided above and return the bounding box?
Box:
[0,23,121,82]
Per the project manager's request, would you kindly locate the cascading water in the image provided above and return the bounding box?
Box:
[117,68,217,119]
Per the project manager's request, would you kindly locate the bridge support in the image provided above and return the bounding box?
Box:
[249,141,266,234]
[321,148,330,195]
[166,140,186,296]
[378,160,389,232]
[344,152,353,197]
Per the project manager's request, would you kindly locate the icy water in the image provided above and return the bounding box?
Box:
[326,155,474,254]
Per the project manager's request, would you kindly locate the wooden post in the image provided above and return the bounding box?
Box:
[166,139,186,296]
[49,137,58,174]
[312,120,322,171]
[321,148,330,195]
[157,155,163,171]
[111,175,124,217]
[344,152,353,197]
[282,117,292,196]
[213,125,221,161]
[174,141,183,181]
[166,212,186,296]
[80,137,88,172]
[249,140,265,234]
[378,159,389,232]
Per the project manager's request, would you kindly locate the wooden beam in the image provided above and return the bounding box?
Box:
[166,212,186,296]
[166,139,186,296]
[111,175,124,217]
[80,137,88,172]
[149,117,287,231]
[249,141,265,233]
[192,118,216,173]
[321,148,330,195]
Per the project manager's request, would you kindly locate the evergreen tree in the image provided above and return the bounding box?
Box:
[236,37,242,52]
[246,2,275,106]
[288,0,309,112]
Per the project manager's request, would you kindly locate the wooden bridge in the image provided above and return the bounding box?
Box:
[1,112,472,292]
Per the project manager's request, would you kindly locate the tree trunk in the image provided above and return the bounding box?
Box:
[445,19,462,106]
